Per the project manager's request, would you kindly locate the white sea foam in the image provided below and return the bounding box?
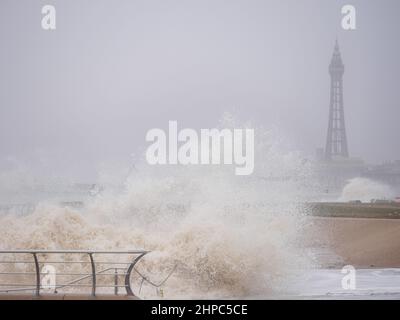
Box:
[339,177,395,203]
[0,119,319,298]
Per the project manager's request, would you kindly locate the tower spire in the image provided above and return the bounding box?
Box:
[325,40,349,160]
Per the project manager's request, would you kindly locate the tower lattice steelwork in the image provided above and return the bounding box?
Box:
[325,40,349,160]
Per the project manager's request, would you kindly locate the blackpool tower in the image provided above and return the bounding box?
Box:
[325,40,349,160]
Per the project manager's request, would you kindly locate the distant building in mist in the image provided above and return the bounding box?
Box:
[316,41,400,197]
[325,40,349,160]
[365,161,400,190]
[316,41,366,195]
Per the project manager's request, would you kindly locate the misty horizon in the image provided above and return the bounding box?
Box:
[1,0,399,181]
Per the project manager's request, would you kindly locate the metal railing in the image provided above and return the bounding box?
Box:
[0,250,149,297]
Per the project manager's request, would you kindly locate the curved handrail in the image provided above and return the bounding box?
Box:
[125,252,149,296]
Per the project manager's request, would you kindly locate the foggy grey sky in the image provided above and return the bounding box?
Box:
[0,0,399,181]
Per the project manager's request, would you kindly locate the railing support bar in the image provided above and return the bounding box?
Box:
[88,253,96,297]
[114,268,118,295]
[32,253,40,297]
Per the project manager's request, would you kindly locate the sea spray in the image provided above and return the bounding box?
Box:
[339,177,395,203]
[0,120,319,298]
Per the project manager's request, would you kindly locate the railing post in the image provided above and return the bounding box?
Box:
[125,252,147,296]
[32,253,40,297]
[114,268,118,295]
[88,253,96,297]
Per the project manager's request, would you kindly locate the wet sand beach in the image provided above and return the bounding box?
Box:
[305,217,400,268]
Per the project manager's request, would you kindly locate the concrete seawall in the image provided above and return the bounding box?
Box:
[307,202,400,219]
